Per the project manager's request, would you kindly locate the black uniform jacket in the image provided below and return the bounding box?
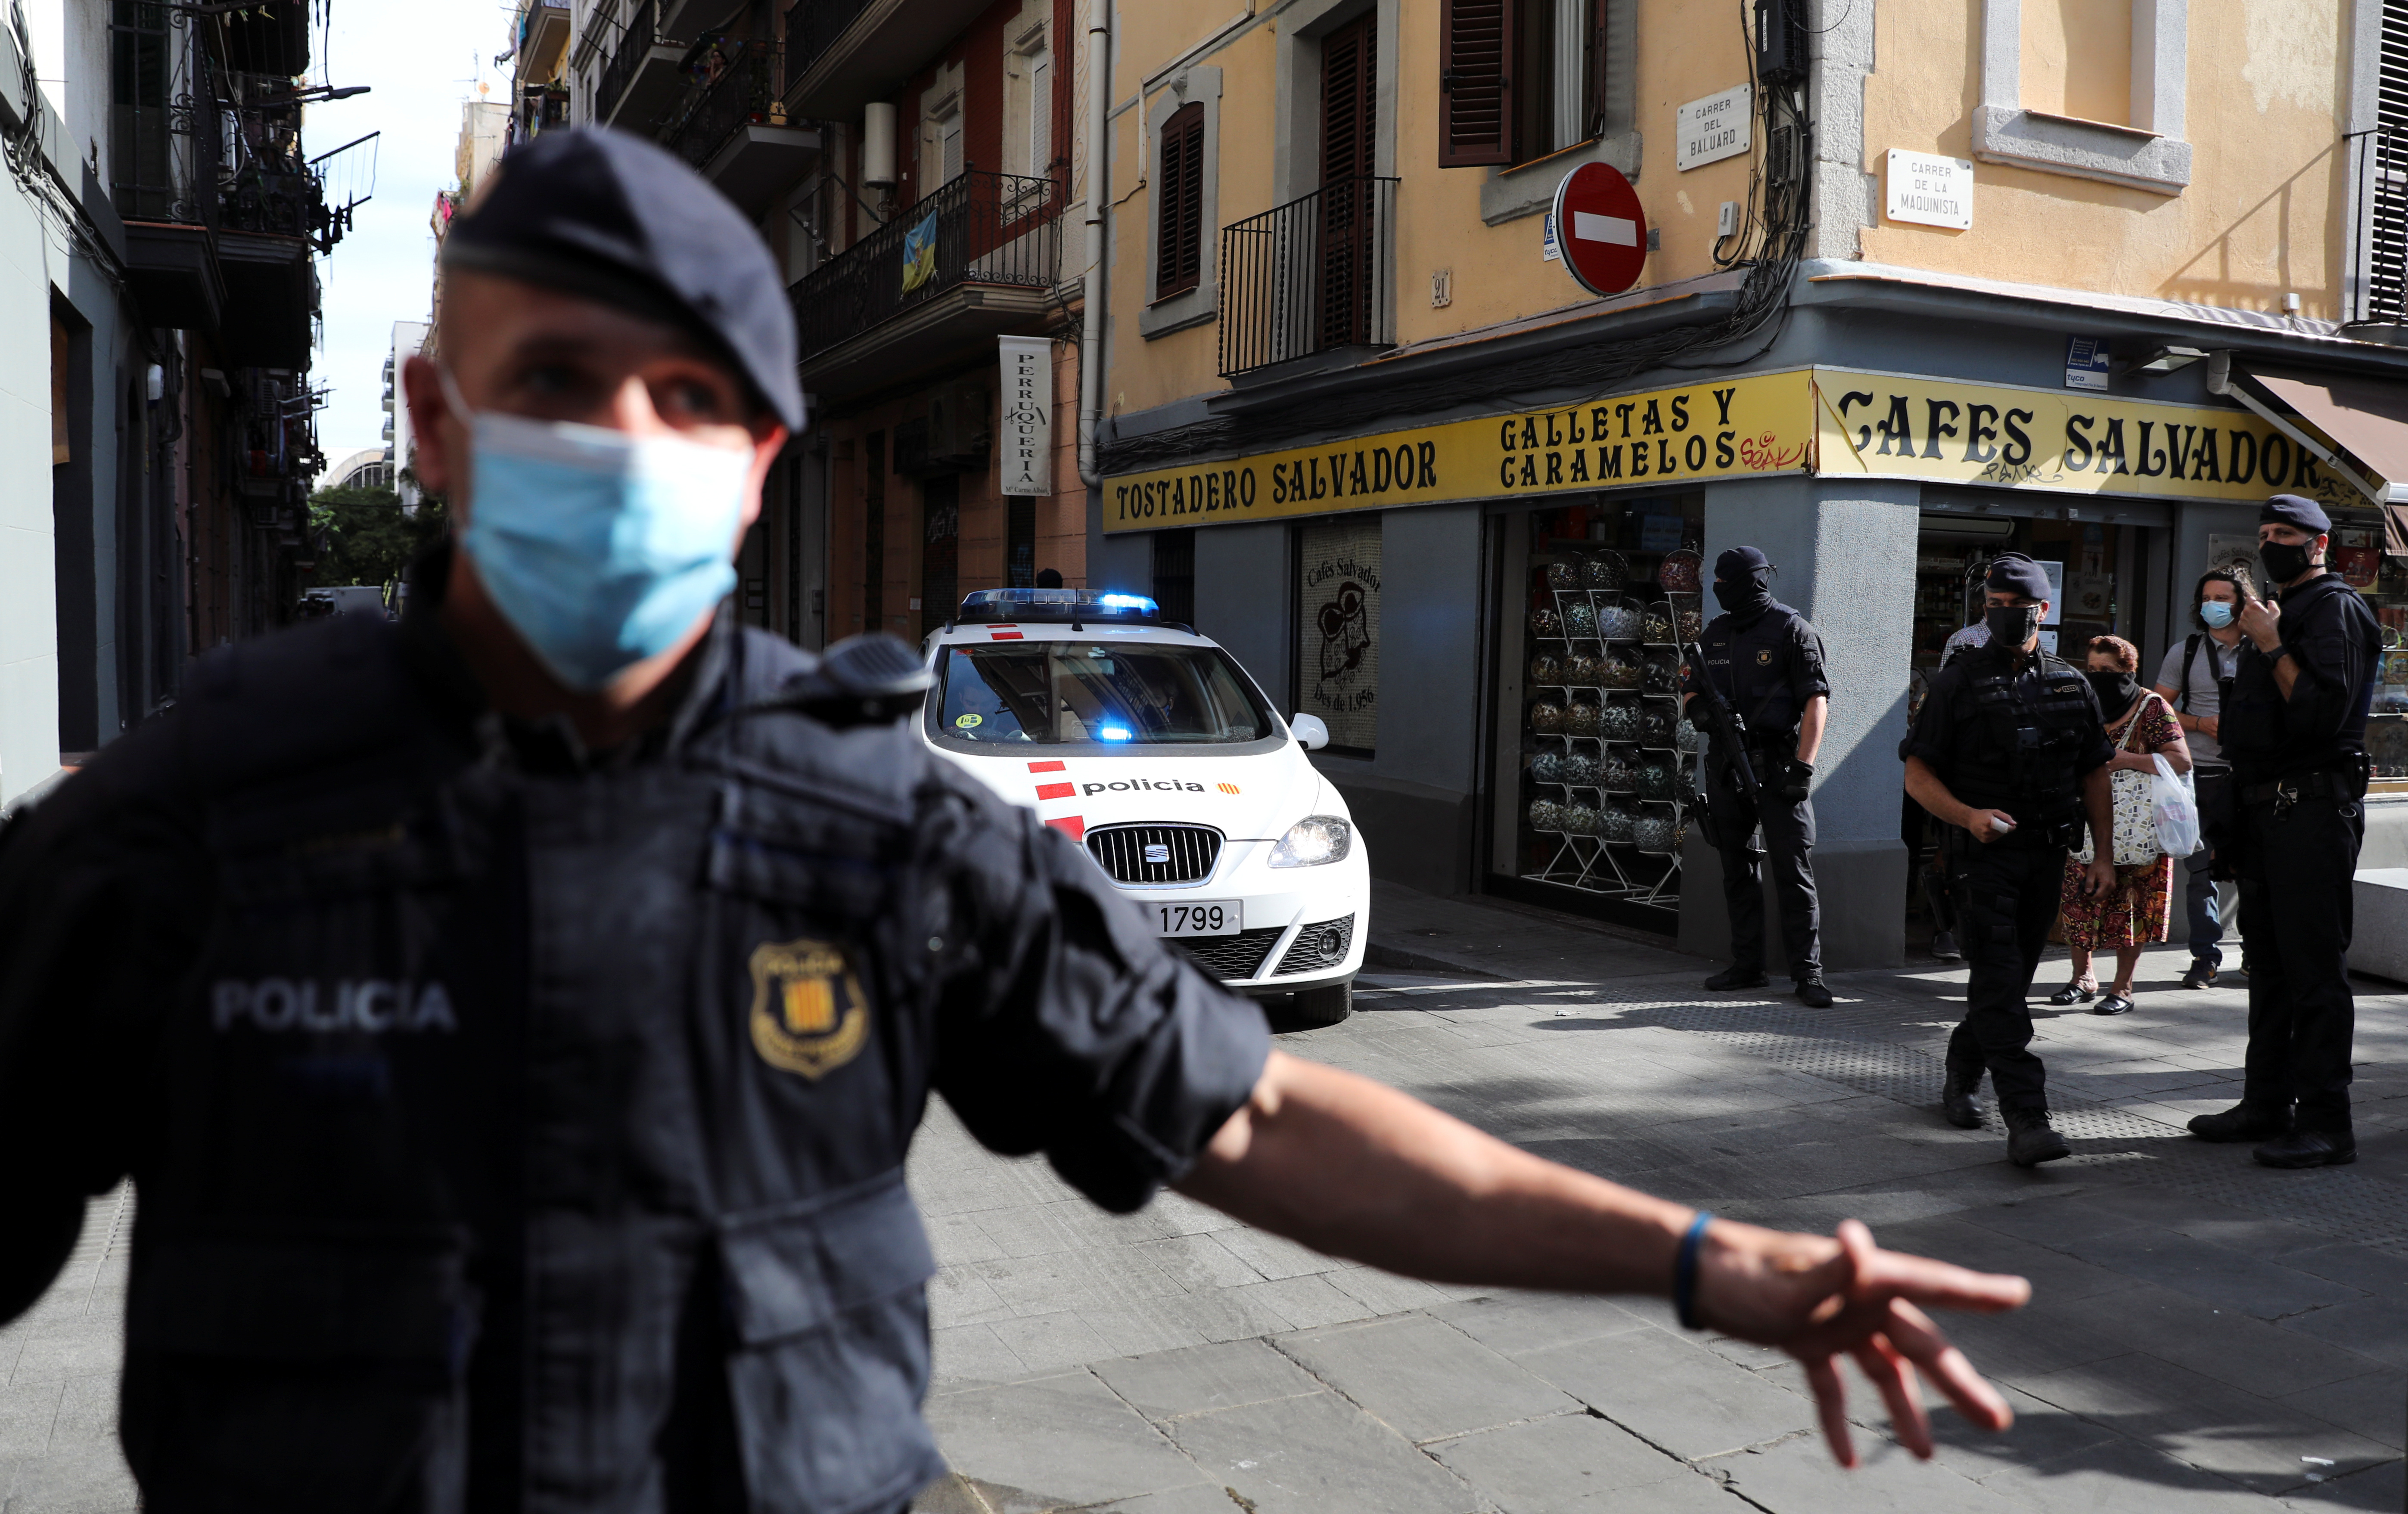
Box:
[1683,601,1829,738]
[1903,640,2113,837]
[2220,572,2381,785]
[0,584,1270,1514]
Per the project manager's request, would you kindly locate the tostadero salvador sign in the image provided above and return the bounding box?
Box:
[1098,366,2368,533]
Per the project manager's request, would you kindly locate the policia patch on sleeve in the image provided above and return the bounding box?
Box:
[748,938,870,1079]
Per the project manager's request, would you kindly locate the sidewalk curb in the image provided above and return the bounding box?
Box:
[1362,940,1514,980]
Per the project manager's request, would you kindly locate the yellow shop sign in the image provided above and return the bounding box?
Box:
[1814,366,2367,512]
[1100,369,1817,533]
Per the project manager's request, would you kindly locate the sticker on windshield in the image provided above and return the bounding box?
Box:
[954,712,983,728]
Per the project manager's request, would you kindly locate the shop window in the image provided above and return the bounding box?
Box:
[1156,102,1205,298]
[1439,0,1603,168]
[1007,495,1036,588]
[920,475,959,641]
[2339,521,2408,784]
[1153,528,1196,627]
[1296,517,1382,754]
[1488,495,1701,925]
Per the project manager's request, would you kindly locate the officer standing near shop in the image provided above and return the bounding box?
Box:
[0,129,2037,1509]
[2188,495,2381,1169]
[1903,553,2118,1167]
[1686,547,1835,1008]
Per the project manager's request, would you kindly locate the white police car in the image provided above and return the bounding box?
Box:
[920,588,1367,1021]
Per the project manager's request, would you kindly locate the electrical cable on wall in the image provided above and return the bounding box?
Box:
[1099,0,1814,475]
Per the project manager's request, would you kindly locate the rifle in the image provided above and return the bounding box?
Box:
[1683,641,1760,800]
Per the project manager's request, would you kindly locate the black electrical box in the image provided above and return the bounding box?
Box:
[1756,0,1808,85]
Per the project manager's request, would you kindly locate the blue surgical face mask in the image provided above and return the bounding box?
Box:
[2200,599,2236,630]
[444,369,750,690]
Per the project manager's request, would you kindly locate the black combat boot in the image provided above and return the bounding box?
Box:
[1939,1068,1983,1129]
[2256,1098,2354,1169]
[1795,974,1833,1008]
[2004,1108,2071,1167]
[1703,965,1769,991]
[2186,1101,2292,1143]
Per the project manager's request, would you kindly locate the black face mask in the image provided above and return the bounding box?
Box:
[1713,569,1774,619]
[1985,605,2041,646]
[2259,540,2315,585]
[2087,670,2138,712]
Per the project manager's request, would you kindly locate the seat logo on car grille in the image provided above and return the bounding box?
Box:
[1143,844,1171,863]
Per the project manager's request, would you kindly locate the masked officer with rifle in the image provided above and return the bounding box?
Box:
[0,130,2038,1511]
[1683,547,1835,1007]
[2187,494,2380,1169]
[1903,553,2117,1167]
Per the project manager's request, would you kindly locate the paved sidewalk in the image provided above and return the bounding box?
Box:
[5,881,2405,1512]
[909,881,2408,1513]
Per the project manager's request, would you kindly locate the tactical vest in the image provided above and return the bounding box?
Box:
[119,613,949,1513]
[1701,606,1806,737]
[1943,651,2097,834]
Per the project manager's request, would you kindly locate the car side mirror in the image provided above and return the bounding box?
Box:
[1290,713,1330,751]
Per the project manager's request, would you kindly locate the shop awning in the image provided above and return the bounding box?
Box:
[2235,365,2408,552]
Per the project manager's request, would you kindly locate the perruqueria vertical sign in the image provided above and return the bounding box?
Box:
[998,335,1052,496]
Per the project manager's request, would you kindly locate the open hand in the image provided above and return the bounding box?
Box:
[1694,1218,2029,1466]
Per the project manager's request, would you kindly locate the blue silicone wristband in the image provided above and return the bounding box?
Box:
[1674,1211,1715,1331]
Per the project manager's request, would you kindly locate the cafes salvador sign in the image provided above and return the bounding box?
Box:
[1099,367,2370,533]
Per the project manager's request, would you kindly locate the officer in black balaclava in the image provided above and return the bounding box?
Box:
[2188,493,2382,1169]
[1684,547,1834,1006]
[0,129,2045,1510]
[1902,553,2117,1167]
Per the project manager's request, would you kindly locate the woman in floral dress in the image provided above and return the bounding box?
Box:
[2049,636,2192,1015]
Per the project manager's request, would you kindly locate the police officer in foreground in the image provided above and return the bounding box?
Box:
[0,130,2032,1510]
[1903,553,2117,1168]
[1685,547,1835,1007]
[2188,495,2381,1169]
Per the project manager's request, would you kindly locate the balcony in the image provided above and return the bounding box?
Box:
[1217,176,1399,379]
[786,0,996,121]
[658,38,817,212]
[513,0,573,83]
[789,168,1063,400]
[594,0,687,130]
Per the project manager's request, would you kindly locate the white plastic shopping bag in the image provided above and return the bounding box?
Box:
[2152,754,2200,858]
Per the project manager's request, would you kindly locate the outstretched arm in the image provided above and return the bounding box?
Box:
[1177,1051,2028,1467]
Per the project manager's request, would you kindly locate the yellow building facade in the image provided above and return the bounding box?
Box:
[1082,0,2408,964]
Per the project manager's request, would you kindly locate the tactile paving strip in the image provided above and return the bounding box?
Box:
[1572,988,2408,1255]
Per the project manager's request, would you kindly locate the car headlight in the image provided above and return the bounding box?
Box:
[1268,816,1352,868]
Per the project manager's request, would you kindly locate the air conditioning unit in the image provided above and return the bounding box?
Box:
[894,382,991,476]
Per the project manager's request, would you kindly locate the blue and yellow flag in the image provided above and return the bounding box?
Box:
[901,211,938,293]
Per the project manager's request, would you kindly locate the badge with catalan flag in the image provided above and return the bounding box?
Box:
[748,937,870,1079]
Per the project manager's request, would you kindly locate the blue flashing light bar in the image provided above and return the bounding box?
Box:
[956,588,1162,624]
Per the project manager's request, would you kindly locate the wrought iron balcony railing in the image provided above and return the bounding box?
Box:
[789,168,1063,362]
[789,0,874,84]
[1217,175,1399,378]
[661,38,780,171]
[594,0,659,121]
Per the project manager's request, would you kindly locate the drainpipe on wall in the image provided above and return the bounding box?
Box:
[1076,0,1109,490]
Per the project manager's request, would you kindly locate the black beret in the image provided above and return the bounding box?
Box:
[440,128,804,432]
[1715,546,1770,580]
[1986,552,2051,601]
[2260,493,2331,534]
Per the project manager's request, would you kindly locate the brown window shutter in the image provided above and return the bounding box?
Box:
[1439,0,1513,168]
[1585,0,1608,141]
[1156,102,1205,297]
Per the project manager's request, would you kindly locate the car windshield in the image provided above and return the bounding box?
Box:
[935,642,1275,745]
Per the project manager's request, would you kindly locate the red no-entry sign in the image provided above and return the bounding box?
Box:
[1551,162,1647,296]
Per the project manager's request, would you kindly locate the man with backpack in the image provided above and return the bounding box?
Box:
[2152,565,2252,989]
